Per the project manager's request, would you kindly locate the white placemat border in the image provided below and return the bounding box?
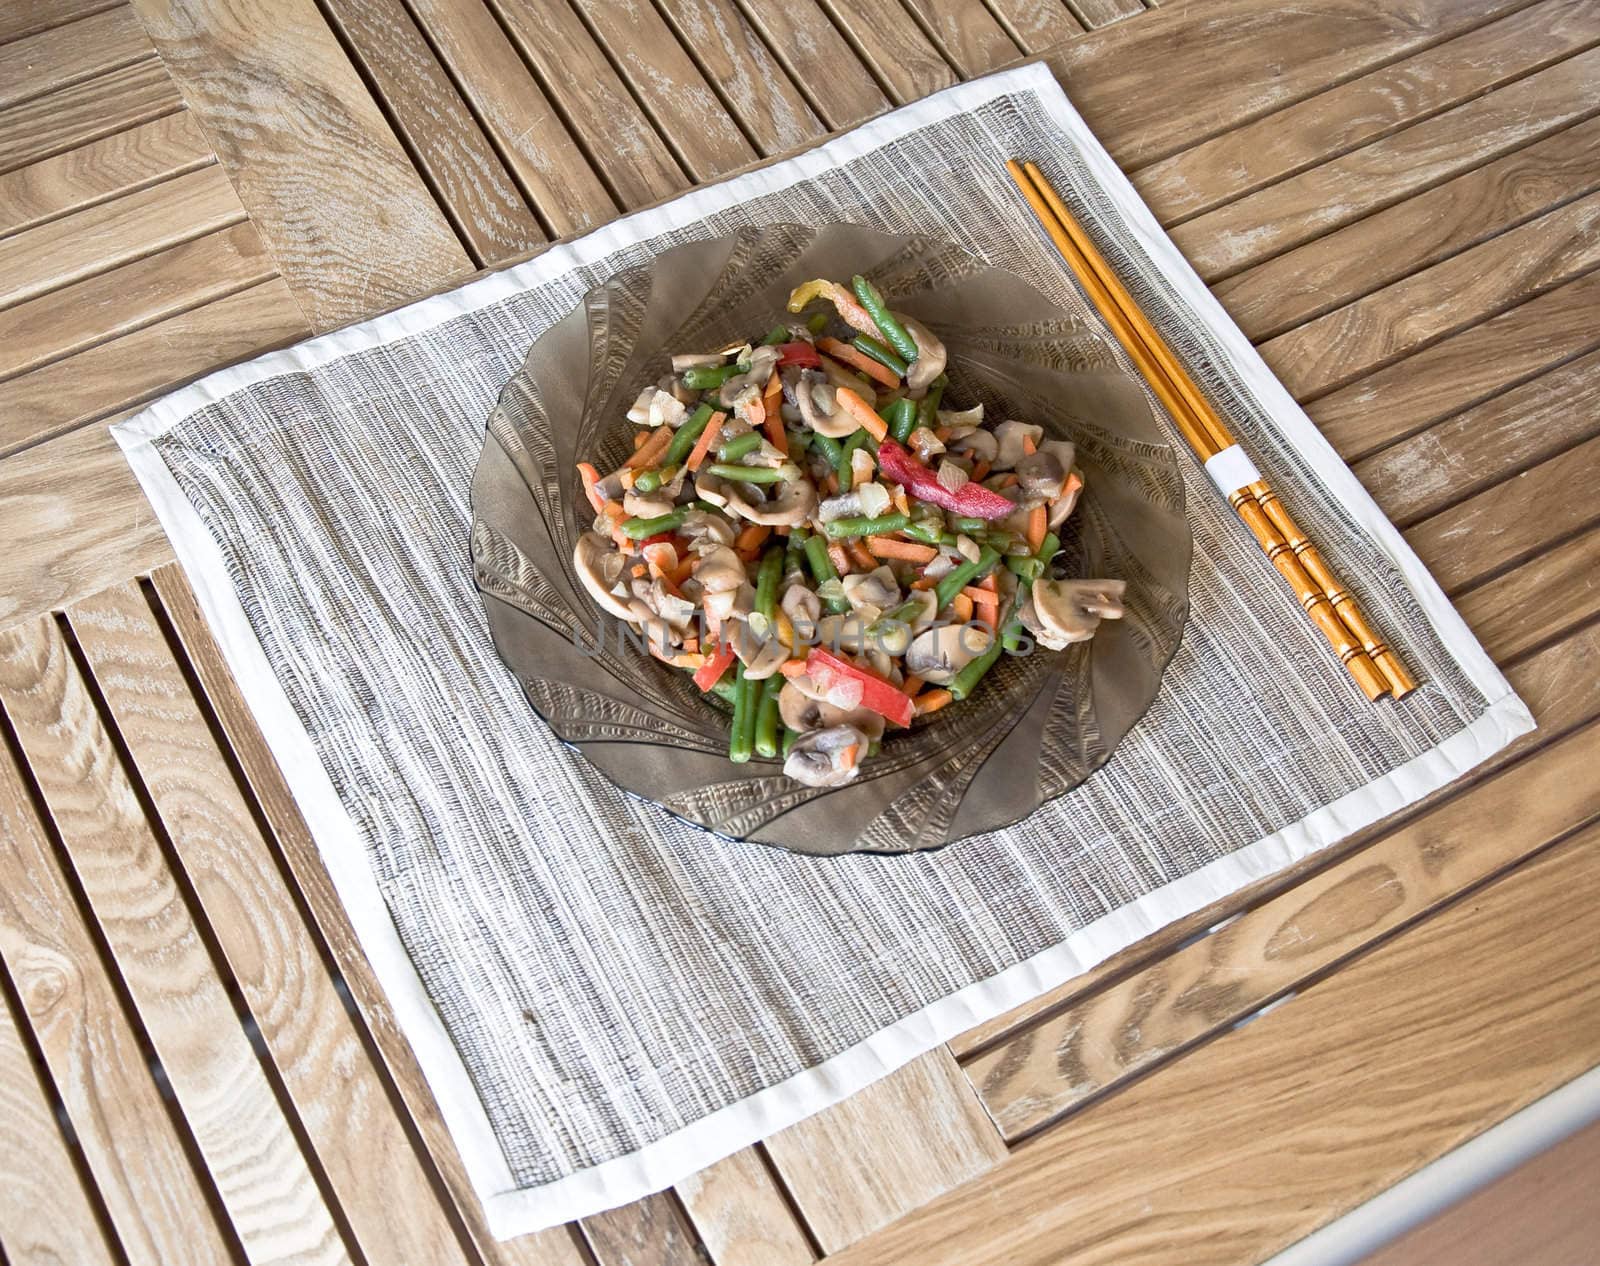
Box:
[113,62,1533,1237]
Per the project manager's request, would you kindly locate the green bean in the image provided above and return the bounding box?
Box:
[755,545,784,620]
[781,727,799,757]
[717,431,764,462]
[630,468,662,494]
[914,373,947,434]
[850,274,919,364]
[825,511,909,540]
[852,334,909,377]
[704,463,791,484]
[806,312,829,334]
[902,519,944,546]
[882,396,918,444]
[802,535,850,614]
[934,545,1000,611]
[682,363,742,390]
[948,632,1005,701]
[1006,530,1059,582]
[761,324,789,346]
[809,431,844,468]
[622,507,688,538]
[785,428,813,454]
[836,428,871,482]
[729,662,754,763]
[710,677,738,705]
[949,514,987,534]
[754,675,782,758]
[660,403,715,467]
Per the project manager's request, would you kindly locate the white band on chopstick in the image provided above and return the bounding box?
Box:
[1204,444,1261,495]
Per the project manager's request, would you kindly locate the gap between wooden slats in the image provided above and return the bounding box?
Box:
[0,56,182,174]
[809,0,957,104]
[980,0,1083,55]
[147,566,594,1266]
[0,6,156,114]
[0,0,124,45]
[0,615,351,1266]
[727,0,890,130]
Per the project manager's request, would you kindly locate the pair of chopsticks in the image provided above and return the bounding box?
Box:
[1005,159,1415,702]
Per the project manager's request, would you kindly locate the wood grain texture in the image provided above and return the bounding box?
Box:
[1359,1116,1600,1266]
[762,1049,1005,1253]
[485,0,687,208]
[1308,269,1600,461]
[148,565,591,1266]
[129,0,472,330]
[318,0,545,264]
[733,0,890,129]
[0,978,120,1266]
[1133,0,1600,224]
[965,720,1600,1139]
[0,421,171,629]
[0,277,310,455]
[653,0,824,155]
[816,0,957,103]
[0,6,154,112]
[1172,46,1600,282]
[0,56,181,173]
[674,1147,814,1266]
[833,824,1600,1266]
[0,616,350,1266]
[0,221,277,379]
[68,581,472,1266]
[898,0,1018,77]
[1404,433,1600,594]
[0,691,233,1266]
[1261,190,1600,402]
[0,0,120,43]
[1456,525,1600,665]
[0,163,248,310]
[566,0,757,181]
[1065,0,1142,29]
[0,111,213,238]
[581,1192,705,1266]
[1215,113,1600,342]
[1353,345,1600,527]
[982,0,1081,53]
[1046,0,1533,170]
[403,0,616,236]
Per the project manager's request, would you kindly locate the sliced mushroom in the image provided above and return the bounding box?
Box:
[908,426,946,463]
[791,368,860,439]
[777,682,887,742]
[781,583,821,628]
[717,344,783,408]
[993,420,1044,470]
[671,351,728,373]
[817,489,862,522]
[730,616,791,680]
[625,386,658,425]
[905,623,993,684]
[679,510,735,551]
[783,724,869,788]
[1029,577,1126,649]
[573,533,637,621]
[693,545,746,594]
[1014,449,1068,502]
[947,426,996,465]
[842,565,899,612]
[623,489,675,519]
[705,472,817,526]
[1048,470,1084,531]
[629,576,695,633]
[897,314,946,392]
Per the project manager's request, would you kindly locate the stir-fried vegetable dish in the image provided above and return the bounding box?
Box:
[572,274,1126,788]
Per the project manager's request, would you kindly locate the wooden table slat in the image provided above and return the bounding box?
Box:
[148,565,592,1266]
[0,162,248,311]
[0,220,277,380]
[1455,523,1600,665]
[0,652,240,1266]
[762,1049,1005,1253]
[1133,0,1600,224]
[0,110,213,239]
[1172,44,1600,283]
[896,0,1019,78]
[831,822,1600,1266]
[818,0,958,104]
[1064,0,1143,30]
[318,0,545,265]
[981,0,1082,53]
[965,718,1600,1139]
[0,5,155,113]
[674,1147,816,1266]
[0,276,310,456]
[581,1191,706,1266]
[128,0,473,331]
[1214,111,1600,342]
[732,0,891,130]
[0,55,181,174]
[0,615,351,1266]
[0,0,121,44]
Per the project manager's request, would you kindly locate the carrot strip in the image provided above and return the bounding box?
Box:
[818,337,901,389]
[837,743,860,770]
[630,563,647,578]
[684,410,726,472]
[911,575,938,590]
[576,462,605,513]
[977,574,997,592]
[762,372,787,454]
[995,473,1018,489]
[779,658,808,679]
[735,523,772,554]
[835,387,887,441]
[847,541,877,573]
[915,688,954,716]
[950,592,973,624]
[902,674,924,697]
[827,542,851,575]
[865,535,938,563]
[625,427,672,469]
[1021,433,1037,456]
[1025,502,1047,551]
[633,430,651,450]
[970,459,991,482]
[672,556,695,585]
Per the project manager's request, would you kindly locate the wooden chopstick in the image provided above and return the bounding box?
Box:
[1007,158,1413,702]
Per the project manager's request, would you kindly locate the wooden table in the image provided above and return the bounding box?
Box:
[2,1,1597,1263]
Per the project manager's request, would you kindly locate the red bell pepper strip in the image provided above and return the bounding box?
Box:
[876,438,1015,521]
[804,647,915,728]
[693,642,737,692]
[636,531,674,548]
[776,341,822,369]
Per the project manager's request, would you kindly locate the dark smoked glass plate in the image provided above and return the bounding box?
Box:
[470,224,1190,855]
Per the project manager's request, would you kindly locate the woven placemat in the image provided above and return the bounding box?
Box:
[114,64,1530,1236]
